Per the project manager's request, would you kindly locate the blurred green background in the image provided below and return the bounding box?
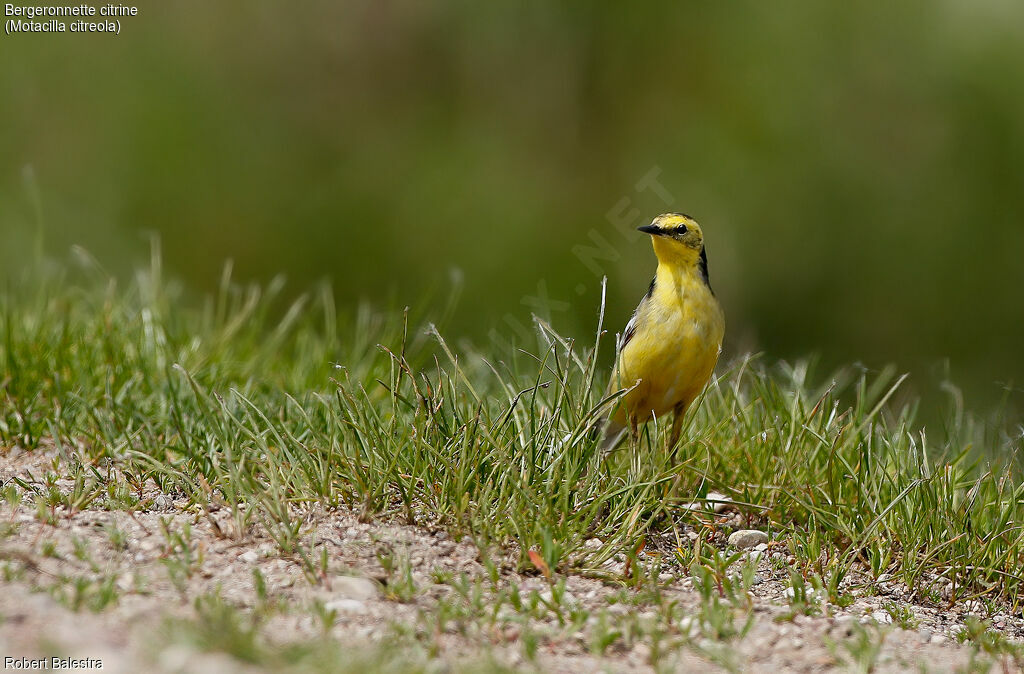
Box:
[3,1,1023,415]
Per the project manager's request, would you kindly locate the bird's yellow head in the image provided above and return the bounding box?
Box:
[638,213,705,267]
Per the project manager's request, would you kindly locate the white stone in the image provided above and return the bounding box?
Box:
[152,494,175,510]
[332,575,379,600]
[707,491,733,513]
[682,491,734,513]
[728,530,769,548]
[325,598,367,614]
[865,611,892,624]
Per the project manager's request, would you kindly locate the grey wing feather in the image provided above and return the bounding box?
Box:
[617,277,655,351]
[618,312,639,351]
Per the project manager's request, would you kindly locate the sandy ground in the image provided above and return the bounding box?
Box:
[1,444,1020,673]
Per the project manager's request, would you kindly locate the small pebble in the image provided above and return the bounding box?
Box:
[681,491,733,513]
[728,530,769,549]
[707,491,733,513]
[324,598,366,614]
[332,576,379,600]
[151,494,171,510]
[831,616,857,638]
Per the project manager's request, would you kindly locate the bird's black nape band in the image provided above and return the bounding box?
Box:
[698,246,713,292]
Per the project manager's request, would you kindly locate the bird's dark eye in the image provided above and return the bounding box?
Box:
[676,225,688,235]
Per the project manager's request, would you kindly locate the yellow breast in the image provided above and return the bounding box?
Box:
[611,264,724,425]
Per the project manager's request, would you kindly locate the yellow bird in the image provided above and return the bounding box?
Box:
[604,213,725,449]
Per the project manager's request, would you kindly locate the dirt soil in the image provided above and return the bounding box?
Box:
[1,444,1021,673]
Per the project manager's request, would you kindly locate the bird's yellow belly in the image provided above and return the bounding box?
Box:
[614,291,723,423]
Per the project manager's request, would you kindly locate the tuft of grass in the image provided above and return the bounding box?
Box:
[1,248,1023,618]
[826,621,888,673]
[158,591,519,674]
[47,573,121,613]
[881,601,918,630]
[955,616,1024,662]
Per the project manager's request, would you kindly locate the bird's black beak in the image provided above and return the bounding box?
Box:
[637,224,662,235]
